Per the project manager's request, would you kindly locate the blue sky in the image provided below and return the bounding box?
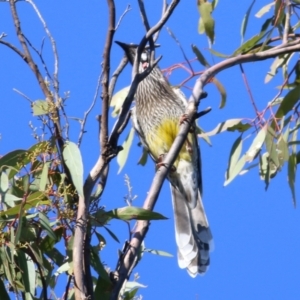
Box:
[0,1,300,299]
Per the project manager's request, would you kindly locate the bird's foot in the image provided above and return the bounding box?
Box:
[179,114,195,133]
[156,154,176,172]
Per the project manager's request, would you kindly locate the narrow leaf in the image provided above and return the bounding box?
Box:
[288,153,297,206]
[39,162,49,191]
[117,127,135,174]
[245,125,267,162]
[210,77,227,108]
[110,87,130,117]
[274,86,300,120]
[63,141,84,198]
[39,212,57,241]
[144,248,173,257]
[226,135,243,181]
[106,207,168,221]
[224,155,246,186]
[103,226,120,243]
[198,1,215,44]
[198,119,244,137]
[192,44,210,68]
[255,2,275,18]
[241,0,256,44]
[0,171,9,193]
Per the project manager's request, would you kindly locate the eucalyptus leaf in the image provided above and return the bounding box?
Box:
[62,141,84,198]
[106,207,168,221]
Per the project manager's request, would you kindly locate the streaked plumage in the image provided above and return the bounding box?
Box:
[116,41,213,277]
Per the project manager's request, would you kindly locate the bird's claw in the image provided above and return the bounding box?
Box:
[156,154,176,172]
[179,114,195,133]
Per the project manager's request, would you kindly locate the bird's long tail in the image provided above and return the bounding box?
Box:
[171,185,213,277]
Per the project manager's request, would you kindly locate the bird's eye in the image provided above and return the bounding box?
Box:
[141,52,148,62]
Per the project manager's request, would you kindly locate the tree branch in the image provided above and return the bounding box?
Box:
[74,0,116,299]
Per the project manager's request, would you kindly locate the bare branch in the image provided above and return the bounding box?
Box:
[26,0,60,101]
[74,0,116,299]
[78,74,102,147]
[0,39,26,60]
[115,4,131,31]
[23,34,53,81]
[108,55,129,101]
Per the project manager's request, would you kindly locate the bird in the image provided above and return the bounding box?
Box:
[116,41,213,277]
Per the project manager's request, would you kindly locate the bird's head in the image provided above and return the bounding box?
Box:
[115,41,159,72]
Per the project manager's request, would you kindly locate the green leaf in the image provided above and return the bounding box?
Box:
[192,44,210,68]
[44,247,65,267]
[0,150,27,178]
[137,148,148,166]
[90,208,110,227]
[124,281,146,292]
[103,226,120,243]
[288,153,297,206]
[110,86,130,117]
[207,48,229,58]
[32,100,49,116]
[63,141,84,198]
[241,0,256,44]
[0,191,50,217]
[2,193,22,207]
[274,86,300,120]
[17,250,35,297]
[197,1,215,44]
[144,248,173,257]
[255,2,275,18]
[224,155,246,186]
[196,126,212,146]
[55,262,72,275]
[106,207,168,221]
[95,275,112,300]
[233,17,272,55]
[90,247,110,282]
[265,54,290,83]
[117,127,135,174]
[245,125,267,162]
[211,77,227,108]
[39,212,57,241]
[123,288,138,300]
[0,171,9,193]
[198,119,246,137]
[39,162,50,191]
[226,135,243,180]
[265,127,279,169]
[212,0,218,10]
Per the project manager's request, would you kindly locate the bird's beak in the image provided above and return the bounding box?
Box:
[115,41,137,64]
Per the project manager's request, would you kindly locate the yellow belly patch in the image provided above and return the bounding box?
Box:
[145,118,193,166]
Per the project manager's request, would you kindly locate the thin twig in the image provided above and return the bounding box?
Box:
[166,27,194,73]
[23,34,53,81]
[0,39,26,60]
[77,74,102,147]
[26,0,60,102]
[108,55,129,102]
[115,4,131,30]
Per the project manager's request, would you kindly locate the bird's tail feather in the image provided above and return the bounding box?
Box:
[171,185,213,277]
